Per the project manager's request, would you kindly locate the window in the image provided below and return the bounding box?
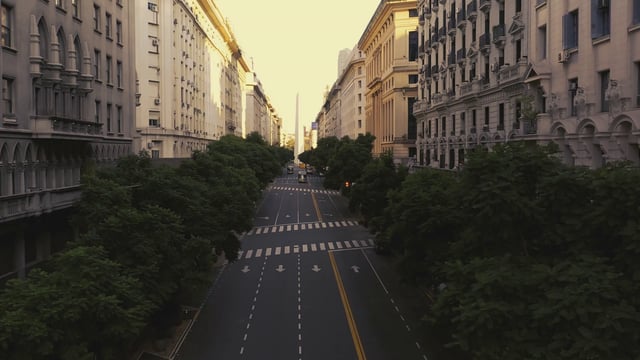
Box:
[409,74,418,84]
[408,31,419,61]
[105,12,112,38]
[591,0,610,39]
[116,20,122,44]
[600,70,610,112]
[106,55,112,84]
[93,49,101,79]
[149,118,159,127]
[94,100,100,123]
[358,93,362,101]
[358,106,362,115]
[538,25,547,60]
[106,103,112,132]
[116,105,122,133]
[516,0,522,13]
[484,106,489,126]
[562,9,579,49]
[93,4,100,31]
[409,9,418,17]
[569,78,579,116]
[71,0,79,17]
[1,5,12,47]
[634,0,640,25]
[55,0,64,8]
[498,103,504,129]
[116,60,122,87]
[358,80,362,88]
[472,109,477,127]
[2,77,14,114]
[358,119,362,129]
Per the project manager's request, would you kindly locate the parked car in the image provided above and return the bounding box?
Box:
[287,165,294,174]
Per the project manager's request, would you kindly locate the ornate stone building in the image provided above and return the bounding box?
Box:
[414,0,640,169]
[1,0,136,279]
[359,0,420,164]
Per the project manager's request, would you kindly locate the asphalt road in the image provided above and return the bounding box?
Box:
[175,167,428,360]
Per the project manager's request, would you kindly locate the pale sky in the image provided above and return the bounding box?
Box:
[214,0,381,135]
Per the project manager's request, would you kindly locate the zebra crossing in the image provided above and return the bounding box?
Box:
[236,239,375,260]
[246,220,359,236]
[268,186,340,195]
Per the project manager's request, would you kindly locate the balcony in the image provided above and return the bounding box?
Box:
[457,9,467,29]
[460,81,473,96]
[479,32,491,53]
[479,0,491,12]
[0,186,82,224]
[31,116,104,141]
[467,0,478,21]
[447,51,456,67]
[431,65,440,77]
[431,33,439,47]
[456,48,466,64]
[419,14,425,26]
[413,99,429,115]
[482,124,490,132]
[431,0,439,13]
[448,17,457,35]
[492,24,506,47]
[425,7,432,20]
[497,60,529,84]
[438,27,446,42]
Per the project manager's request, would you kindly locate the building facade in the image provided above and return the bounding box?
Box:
[134,0,251,159]
[1,0,137,279]
[414,0,640,170]
[359,0,420,164]
[337,47,366,139]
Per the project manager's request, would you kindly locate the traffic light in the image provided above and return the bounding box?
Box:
[344,181,350,188]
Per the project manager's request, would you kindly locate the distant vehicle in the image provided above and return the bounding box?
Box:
[297,171,307,183]
[305,165,314,174]
[287,165,294,174]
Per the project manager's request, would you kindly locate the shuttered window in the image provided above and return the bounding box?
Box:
[562,10,579,49]
[591,0,610,39]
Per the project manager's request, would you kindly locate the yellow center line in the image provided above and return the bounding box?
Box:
[328,251,367,360]
[311,192,323,222]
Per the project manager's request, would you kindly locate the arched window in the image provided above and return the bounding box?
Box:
[37,19,48,63]
[56,28,66,68]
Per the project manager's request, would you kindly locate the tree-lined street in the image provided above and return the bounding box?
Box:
[175,169,427,360]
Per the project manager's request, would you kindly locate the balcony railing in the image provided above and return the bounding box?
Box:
[0,186,82,224]
[493,24,505,45]
[456,48,466,63]
[31,116,104,140]
[438,27,446,41]
[497,60,529,83]
[448,16,457,34]
[457,9,466,27]
[479,0,491,12]
[467,0,478,20]
[479,33,491,48]
[431,65,440,76]
[448,51,456,66]
[412,99,429,115]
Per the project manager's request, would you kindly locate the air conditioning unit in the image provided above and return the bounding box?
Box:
[152,38,159,46]
[154,98,161,105]
[558,50,570,63]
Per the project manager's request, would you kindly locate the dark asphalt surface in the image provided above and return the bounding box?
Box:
[175,167,427,360]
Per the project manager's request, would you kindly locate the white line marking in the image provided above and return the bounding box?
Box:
[245,249,253,259]
[240,347,244,354]
[255,249,262,258]
[271,226,277,233]
[328,222,334,228]
[319,242,326,250]
[294,224,299,231]
[285,246,290,254]
[319,223,325,228]
[344,241,352,248]
[294,246,299,253]
[341,221,348,226]
[352,240,360,247]
[256,228,263,235]
[266,248,272,256]
[310,243,317,251]
[275,247,281,255]
[336,242,343,249]
[237,250,244,258]
[302,244,308,252]
[362,249,390,294]
[334,221,341,227]
[287,225,292,231]
[328,242,335,250]
[360,240,369,247]
[279,226,284,232]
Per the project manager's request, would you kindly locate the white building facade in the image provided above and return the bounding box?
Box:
[337,47,367,140]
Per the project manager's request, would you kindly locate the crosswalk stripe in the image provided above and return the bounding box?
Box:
[328,222,334,228]
[344,241,352,248]
[301,224,306,230]
[287,225,292,231]
[256,228,262,235]
[294,224,299,231]
[360,240,369,247]
[285,246,290,254]
[352,240,360,247]
[238,250,244,258]
[341,221,348,226]
[302,244,308,252]
[315,223,321,229]
[266,248,272,256]
[294,246,300,254]
[310,243,317,251]
[335,222,342,227]
[255,249,262,257]
[336,242,343,249]
[279,226,284,232]
[271,226,277,233]
[319,242,326,250]
[368,239,375,246]
[321,223,327,228]
[328,242,334,250]
[275,247,281,255]
[246,249,254,258]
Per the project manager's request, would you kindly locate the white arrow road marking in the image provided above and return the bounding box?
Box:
[276,265,286,272]
[351,265,360,273]
[311,265,321,272]
[241,265,250,273]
